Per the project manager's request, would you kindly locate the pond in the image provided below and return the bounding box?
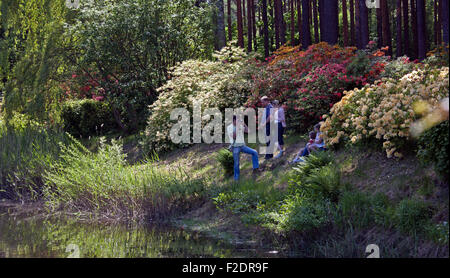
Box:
[0,204,280,258]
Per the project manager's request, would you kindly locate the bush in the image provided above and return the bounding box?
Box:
[322,67,449,158]
[416,121,449,180]
[61,99,118,137]
[215,148,234,177]
[394,199,433,235]
[246,42,388,132]
[43,136,207,219]
[142,45,253,154]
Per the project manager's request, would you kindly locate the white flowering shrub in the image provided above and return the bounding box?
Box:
[321,66,449,158]
[142,45,255,154]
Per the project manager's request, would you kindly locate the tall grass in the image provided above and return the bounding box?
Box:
[43,136,208,221]
[0,123,68,200]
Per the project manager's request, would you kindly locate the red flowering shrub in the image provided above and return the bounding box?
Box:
[247,42,392,131]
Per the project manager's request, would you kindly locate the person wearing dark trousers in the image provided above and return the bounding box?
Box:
[261,96,273,160]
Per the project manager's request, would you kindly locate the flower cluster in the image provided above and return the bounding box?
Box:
[321,67,449,158]
[143,45,253,154]
[247,42,389,131]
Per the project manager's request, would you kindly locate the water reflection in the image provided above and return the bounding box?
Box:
[0,207,271,258]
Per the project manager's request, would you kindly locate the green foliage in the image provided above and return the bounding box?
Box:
[143,45,253,154]
[0,122,68,200]
[61,99,118,137]
[336,191,393,229]
[416,121,449,180]
[381,56,417,79]
[215,148,234,177]
[43,136,207,219]
[394,199,433,235]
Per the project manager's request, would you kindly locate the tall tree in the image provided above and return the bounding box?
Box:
[403,0,410,56]
[342,0,349,46]
[301,0,311,48]
[313,0,320,43]
[227,0,232,42]
[381,0,392,55]
[247,0,253,52]
[377,5,383,48]
[320,0,338,45]
[252,0,257,50]
[411,0,418,58]
[358,0,369,48]
[237,0,244,48]
[396,0,403,56]
[274,0,281,48]
[355,0,361,48]
[416,0,427,59]
[214,0,226,50]
[277,0,286,45]
[290,0,295,45]
[262,0,270,57]
[350,0,355,46]
[297,0,302,45]
[442,0,449,44]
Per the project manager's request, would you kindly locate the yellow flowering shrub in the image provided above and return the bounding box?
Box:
[321,66,449,158]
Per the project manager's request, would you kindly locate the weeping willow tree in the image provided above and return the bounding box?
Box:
[0,0,73,123]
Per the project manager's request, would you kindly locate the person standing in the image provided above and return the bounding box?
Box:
[227,115,260,181]
[260,96,273,159]
[273,100,287,158]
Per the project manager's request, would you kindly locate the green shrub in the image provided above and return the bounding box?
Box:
[336,191,392,229]
[215,148,234,177]
[416,121,449,180]
[61,99,118,137]
[43,136,207,219]
[304,164,343,202]
[394,199,433,235]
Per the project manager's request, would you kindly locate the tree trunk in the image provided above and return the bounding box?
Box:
[416,0,427,60]
[290,0,295,45]
[297,0,302,45]
[403,0,410,56]
[320,0,338,45]
[396,0,403,56]
[377,5,383,48]
[343,0,349,46]
[262,0,270,57]
[411,0,418,58]
[237,0,245,48]
[214,0,226,50]
[301,0,311,48]
[252,0,257,50]
[274,0,281,48]
[359,0,369,48]
[443,0,449,44]
[313,0,320,43]
[381,0,392,55]
[227,0,232,42]
[247,0,253,52]
[350,0,355,46]
[278,0,286,45]
[355,0,361,48]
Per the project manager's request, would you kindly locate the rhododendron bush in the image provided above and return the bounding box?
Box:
[247,42,389,131]
[143,46,254,153]
[321,66,449,158]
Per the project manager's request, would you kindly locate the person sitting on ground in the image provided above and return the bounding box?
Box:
[227,115,261,181]
[273,100,287,159]
[307,123,326,153]
[290,131,316,164]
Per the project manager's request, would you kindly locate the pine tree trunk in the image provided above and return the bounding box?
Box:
[297,0,302,45]
[290,0,295,45]
[403,0,410,57]
[355,0,361,48]
[411,0,418,58]
[247,0,253,52]
[359,0,369,48]
[227,0,232,42]
[350,0,355,46]
[320,0,338,45]
[279,0,286,45]
[343,0,349,46]
[262,0,270,57]
[313,0,320,43]
[377,6,383,48]
[442,0,449,44]
[301,0,311,48]
[274,0,281,48]
[396,0,403,56]
[416,0,427,60]
[252,0,257,50]
[237,0,245,48]
[381,0,392,55]
[214,0,226,50]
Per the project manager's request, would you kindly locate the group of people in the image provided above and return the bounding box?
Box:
[227,96,326,181]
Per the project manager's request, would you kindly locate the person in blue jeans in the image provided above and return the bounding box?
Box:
[261,96,274,160]
[227,116,260,181]
[290,123,326,164]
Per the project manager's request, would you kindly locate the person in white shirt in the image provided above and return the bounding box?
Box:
[273,100,287,158]
[227,115,260,181]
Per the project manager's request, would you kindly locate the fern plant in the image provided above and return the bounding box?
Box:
[215,148,234,177]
